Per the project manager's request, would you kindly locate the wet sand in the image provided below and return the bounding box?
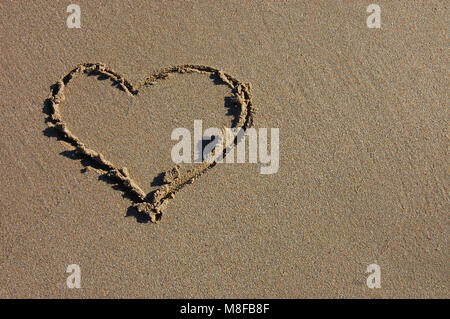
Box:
[0,1,448,298]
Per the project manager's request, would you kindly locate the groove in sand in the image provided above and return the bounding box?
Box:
[45,63,256,223]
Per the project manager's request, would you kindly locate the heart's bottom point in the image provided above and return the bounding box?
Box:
[133,202,163,223]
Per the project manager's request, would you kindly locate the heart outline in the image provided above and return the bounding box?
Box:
[45,63,255,223]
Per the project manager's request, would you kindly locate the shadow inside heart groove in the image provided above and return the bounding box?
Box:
[43,63,255,223]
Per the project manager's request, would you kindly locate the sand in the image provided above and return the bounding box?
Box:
[0,1,448,298]
[44,62,255,223]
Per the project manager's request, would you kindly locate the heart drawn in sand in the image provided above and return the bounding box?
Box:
[45,63,255,223]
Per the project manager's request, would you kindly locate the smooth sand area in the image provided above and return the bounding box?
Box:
[0,1,448,298]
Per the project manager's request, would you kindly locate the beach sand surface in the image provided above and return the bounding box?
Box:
[0,1,448,298]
